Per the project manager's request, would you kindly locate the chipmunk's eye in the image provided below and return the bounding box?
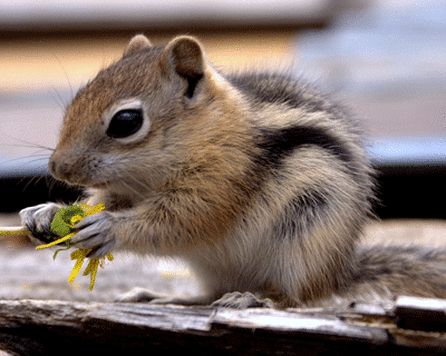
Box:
[106,109,143,139]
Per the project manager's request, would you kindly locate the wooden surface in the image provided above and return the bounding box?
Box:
[395,296,446,332]
[0,220,445,354]
[0,297,445,355]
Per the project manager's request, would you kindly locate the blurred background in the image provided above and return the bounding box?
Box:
[0,0,445,301]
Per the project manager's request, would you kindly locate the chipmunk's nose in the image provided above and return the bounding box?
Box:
[49,154,72,180]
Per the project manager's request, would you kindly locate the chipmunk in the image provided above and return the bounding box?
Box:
[20,35,446,308]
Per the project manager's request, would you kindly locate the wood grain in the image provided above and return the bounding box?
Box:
[395,296,446,332]
[0,298,444,355]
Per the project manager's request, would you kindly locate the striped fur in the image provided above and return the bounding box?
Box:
[38,35,444,307]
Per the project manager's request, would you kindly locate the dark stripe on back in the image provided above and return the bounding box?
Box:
[256,125,352,169]
[271,190,328,240]
[228,72,333,112]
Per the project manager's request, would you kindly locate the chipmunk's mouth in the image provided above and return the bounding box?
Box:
[89,179,111,189]
[49,158,108,188]
[56,175,110,189]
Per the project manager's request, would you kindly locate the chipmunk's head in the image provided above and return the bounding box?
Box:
[49,35,229,192]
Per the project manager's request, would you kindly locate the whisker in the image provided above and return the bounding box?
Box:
[0,156,48,166]
[0,143,52,151]
[22,175,42,192]
[51,86,68,111]
[120,177,143,197]
[119,155,155,193]
[24,157,50,165]
[45,175,66,199]
[127,173,152,193]
[52,53,74,99]
[0,132,55,152]
[22,174,58,197]
[18,169,47,190]
[33,175,46,186]
[47,175,57,197]
[0,152,49,158]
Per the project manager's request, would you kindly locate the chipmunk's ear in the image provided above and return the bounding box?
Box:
[162,36,206,98]
[123,34,152,57]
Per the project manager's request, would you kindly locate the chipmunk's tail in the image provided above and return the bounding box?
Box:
[349,244,446,300]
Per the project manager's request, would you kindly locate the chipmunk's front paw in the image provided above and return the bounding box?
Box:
[115,288,210,306]
[212,291,275,309]
[19,203,61,244]
[71,211,118,257]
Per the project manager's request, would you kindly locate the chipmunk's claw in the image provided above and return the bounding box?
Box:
[70,211,117,257]
[212,291,275,309]
[19,203,61,244]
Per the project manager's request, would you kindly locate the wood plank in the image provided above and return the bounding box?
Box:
[395,296,446,332]
[1,299,445,355]
[213,308,388,343]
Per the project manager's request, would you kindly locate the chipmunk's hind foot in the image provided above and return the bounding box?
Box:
[212,291,276,309]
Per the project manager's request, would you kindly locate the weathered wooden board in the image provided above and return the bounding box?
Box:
[1,218,445,355]
[395,296,446,332]
[0,298,445,355]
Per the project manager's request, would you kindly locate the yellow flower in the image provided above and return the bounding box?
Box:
[36,203,113,291]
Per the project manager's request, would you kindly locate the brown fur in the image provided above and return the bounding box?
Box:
[28,35,445,307]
